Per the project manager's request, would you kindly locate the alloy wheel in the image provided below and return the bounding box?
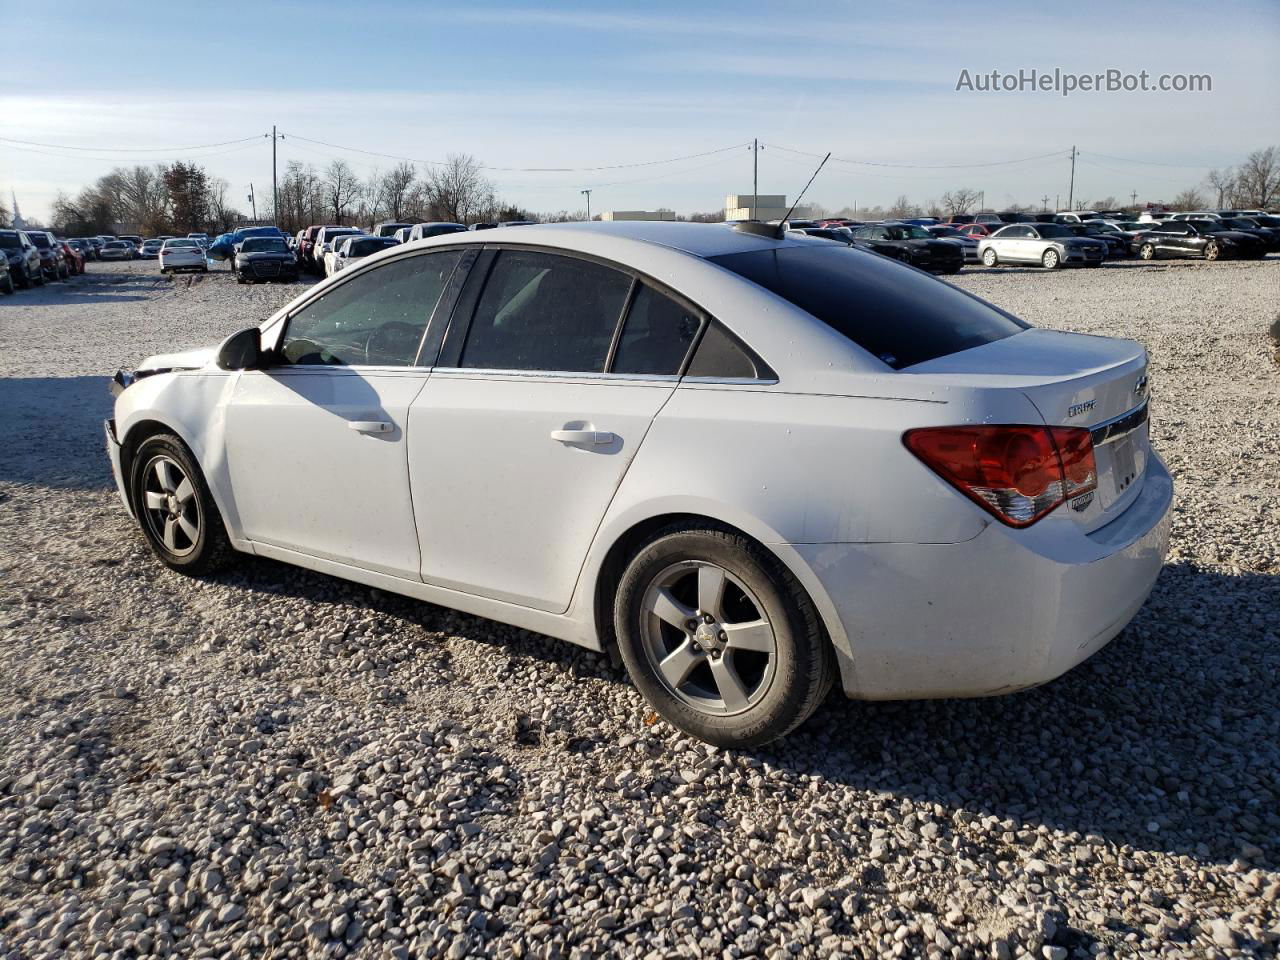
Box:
[1140,244,1155,260]
[140,455,201,557]
[1204,243,1219,261]
[638,561,778,716]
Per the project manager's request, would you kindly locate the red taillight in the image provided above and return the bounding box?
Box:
[904,425,1097,527]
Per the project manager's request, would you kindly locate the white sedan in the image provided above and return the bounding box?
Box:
[158,238,208,274]
[328,234,399,274]
[105,222,1172,746]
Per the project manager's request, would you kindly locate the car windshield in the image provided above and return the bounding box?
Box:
[348,238,392,255]
[241,238,287,252]
[708,244,1026,370]
[165,239,198,248]
[27,233,52,248]
[0,233,21,249]
[1036,224,1073,238]
[1188,220,1222,231]
[105,242,125,249]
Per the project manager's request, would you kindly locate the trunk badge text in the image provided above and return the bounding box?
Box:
[1067,399,1096,419]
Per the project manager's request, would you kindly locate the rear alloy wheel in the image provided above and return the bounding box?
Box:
[1041,248,1061,269]
[131,434,234,576]
[981,247,998,267]
[1204,242,1220,261]
[614,525,834,747]
[1139,242,1156,260]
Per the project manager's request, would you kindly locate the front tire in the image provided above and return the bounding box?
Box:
[1139,242,1155,260]
[1041,248,1061,269]
[981,247,998,267]
[1204,242,1220,261]
[130,434,234,576]
[613,524,834,748]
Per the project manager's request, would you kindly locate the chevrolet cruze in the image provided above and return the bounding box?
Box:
[106,222,1172,746]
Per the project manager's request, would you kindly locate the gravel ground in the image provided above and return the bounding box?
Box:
[1,257,1277,960]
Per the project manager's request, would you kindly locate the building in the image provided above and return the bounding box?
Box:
[599,210,677,222]
[10,191,29,230]
[724,193,814,222]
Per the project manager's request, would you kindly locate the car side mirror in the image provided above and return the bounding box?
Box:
[217,327,266,371]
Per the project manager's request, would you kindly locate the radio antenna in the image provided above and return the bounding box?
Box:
[780,151,830,224]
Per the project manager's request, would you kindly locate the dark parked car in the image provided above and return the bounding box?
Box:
[1132,220,1266,261]
[24,230,66,279]
[926,224,981,263]
[233,236,300,283]
[469,223,499,231]
[849,222,965,274]
[1,229,44,287]
[1064,223,1129,258]
[374,221,416,238]
[1217,217,1280,252]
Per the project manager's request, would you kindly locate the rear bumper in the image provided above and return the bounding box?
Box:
[798,452,1174,700]
[104,419,133,519]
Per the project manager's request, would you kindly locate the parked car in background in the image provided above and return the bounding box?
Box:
[1133,219,1266,261]
[375,221,415,238]
[105,221,1171,747]
[1053,211,1100,224]
[499,220,538,227]
[954,222,998,238]
[1217,216,1280,252]
[393,227,413,244]
[469,223,499,231]
[24,230,66,279]
[850,222,965,274]
[1,229,43,288]
[315,228,365,274]
[119,235,143,258]
[139,239,165,259]
[327,235,399,275]
[0,260,12,294]
[233,236,298,283]
[65,239,91,261]
[979,222,1107,268]
[408,222,467,242]
[58,240,85,275]
[1064,223,1129,258]
[159,238,208,274]
[98,241,134,262]
[187,232,210,244]
[71,237,99,260]
[926,224,981,263]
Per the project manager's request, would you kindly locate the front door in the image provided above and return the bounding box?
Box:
[409,249,704,613]
[224,248,465,579]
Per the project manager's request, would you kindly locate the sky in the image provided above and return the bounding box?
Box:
[3,0,1278,223]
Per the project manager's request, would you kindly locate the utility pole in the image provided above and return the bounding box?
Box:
[1067,145,1077,212]
[751,138,759,220]
[978,190,984,212]
[247,183,257,222]
[271,126,280,225]
[1130,189,1138,208]
[580,189,592,221]
[1041,194,1050,211]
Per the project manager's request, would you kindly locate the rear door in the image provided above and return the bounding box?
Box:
[408,248,703,613]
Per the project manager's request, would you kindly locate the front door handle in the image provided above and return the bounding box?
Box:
[349,420,392,434]
[550,427,614,445]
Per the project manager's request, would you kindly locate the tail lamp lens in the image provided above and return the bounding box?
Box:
[904,425,1098,527]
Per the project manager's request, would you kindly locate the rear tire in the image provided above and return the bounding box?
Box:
[613,523,835,748]
[129,433,234,576]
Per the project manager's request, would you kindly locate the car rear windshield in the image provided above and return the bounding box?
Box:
[0,233,20,249]
[349,238,391,255]
[708,244,1026,369]
[27,233,52,248]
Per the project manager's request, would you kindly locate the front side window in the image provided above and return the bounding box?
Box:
[279,250,462,367]
[611,284,703,376]
[459,250,631,372]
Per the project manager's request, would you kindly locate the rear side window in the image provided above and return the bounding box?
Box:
[460,250,631,372]
[709,244,1026,369]
[611,284,703,376]
[685,322,769,379]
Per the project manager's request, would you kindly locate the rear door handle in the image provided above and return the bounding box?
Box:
[550,428,614,445]
[349,420,393,434]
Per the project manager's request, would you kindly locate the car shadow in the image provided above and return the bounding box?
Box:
[206,542,1277,869]
[0,376,115,488]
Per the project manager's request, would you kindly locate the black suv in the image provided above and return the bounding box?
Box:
[1,230,44,288]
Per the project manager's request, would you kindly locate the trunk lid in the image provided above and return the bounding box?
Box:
[904,328,1151,530]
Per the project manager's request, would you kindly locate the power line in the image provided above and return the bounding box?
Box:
[1082,150,1217,169]
[766,143,1073,169]
[0,134,266,153]
[0,140,266,164]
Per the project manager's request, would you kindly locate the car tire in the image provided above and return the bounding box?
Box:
[130,433,234,576]
[1139,242,1156,260]
[613,523,835,748]
[1041,248,1061,269]
[1204,242,1220,261]
[981,248,998,267]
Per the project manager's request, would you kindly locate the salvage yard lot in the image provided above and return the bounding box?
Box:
[1,258,1277,958]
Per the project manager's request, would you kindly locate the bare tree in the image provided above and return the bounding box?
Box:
[323,160,360,224]
[1235,146,1279,208]
[207,178,243,232]
[1205,168,1236,208]
[424,154,494,224]
[1091,196,1119,211]
[0,197,10,228]
[941,188,980,218]
[375,162,417,222]
[1171,187,1207,210]
[887,195,916,219]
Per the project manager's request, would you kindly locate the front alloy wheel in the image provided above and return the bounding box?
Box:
[1041,248,1061,269]
[130,433,233,575]
[981,247,998,267]
[140,454,201,558]
[1139,242,1155,260]
[1204,242,1220,261]
[614,524,835,747]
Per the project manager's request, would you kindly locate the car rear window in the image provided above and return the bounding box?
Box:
[28,233,52,248]
[708,244,1026,369]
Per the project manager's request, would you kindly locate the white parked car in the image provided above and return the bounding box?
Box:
[158,238,208,274]
[105,222,1172,746]
[979,222,1108,268]
[315,227,365,275]
[408,222,468,242]
[329,235,399,274]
